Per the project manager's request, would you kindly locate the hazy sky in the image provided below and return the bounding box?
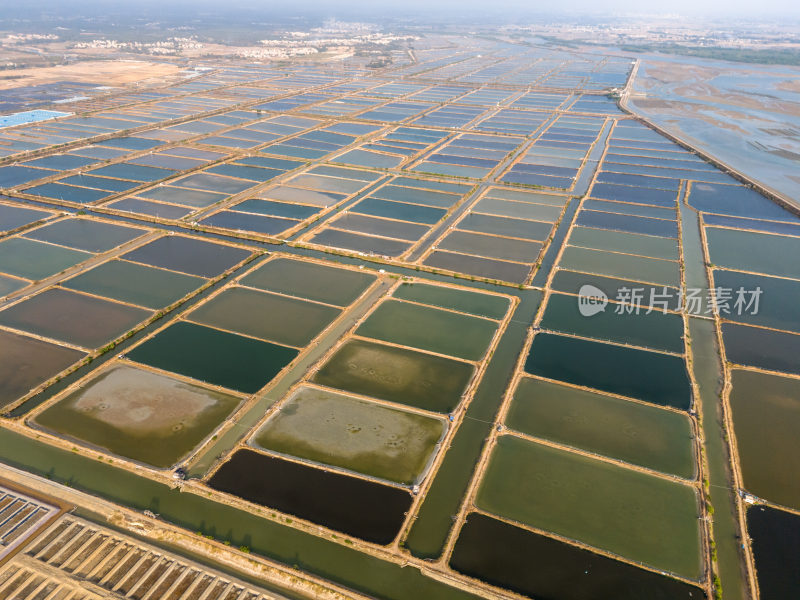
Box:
[176,0,800,18]
[7,0,800,19]
[285,0,800,16]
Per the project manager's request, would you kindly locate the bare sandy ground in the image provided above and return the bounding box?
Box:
[0,60,181,90]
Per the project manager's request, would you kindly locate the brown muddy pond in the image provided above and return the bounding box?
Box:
[35,365,241,468]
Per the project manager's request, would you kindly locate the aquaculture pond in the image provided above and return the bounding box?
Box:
[356,300,497,362]
[121,235,252,278]
[313,339,475,413]
[240,257,375,306]
[208,449,413,545]
[558,246,680,287]
[0,274,25,296]
[505,377,695,477]
[392,282,509,320]
[252,386,445,485]
[61,259,205,309]
[437,231,542,263]
[0,287,149,349]
[35,365,241,468]
[549,270,681,311]
[330,214,428,241]
[310,229,411,257]
[747,505,800,599]
[722,323,800,376]
[424,251,533,284]
[126,322,298,394]
[476,435,702,578]
[450,513,704,600]
[0,202,53,233]
[568,226,679,260]
[188,286,341,347]
[540,292,684,353]
[473,196,564,222]
[24,218,146,253]
[0,328,83,409]
[712,269,800,333]
[0,237,90,280]
[524,333,692,409]
[705,227,800,279]
[729,369,800,509]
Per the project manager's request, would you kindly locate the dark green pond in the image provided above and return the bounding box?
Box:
[540,291,684,353]
[126,321,298,394]
[524,333,692,409]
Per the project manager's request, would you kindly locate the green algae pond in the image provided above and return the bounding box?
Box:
[391,282,510,320]
[559,245,681,287]
[34,365,241,469]
[252,385,445,485]
[476,435,702,579]
[313,338,475,413]
[356,299,498,361]
[505,377,695,478]
[188,286,341,347]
